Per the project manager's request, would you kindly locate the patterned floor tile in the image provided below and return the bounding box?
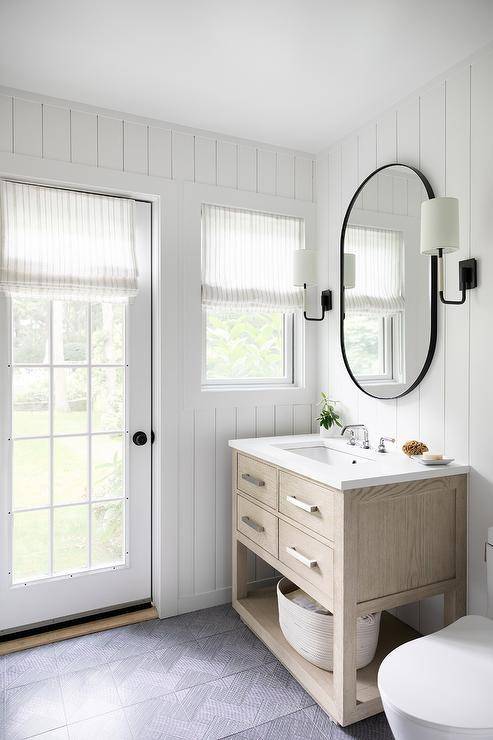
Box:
[4,645,58,690]
[104,623,164,661]
[110,650,187,705]
[54,630,116,674]
[27,727,69,739]
[182,605,242,640]
[0,657,5,693]
[67,709,132,740]
[4,677,66,740]
[226,709,328,739]
[124,694,210,739]
[139,617,197,650]
[303,705,394,739]
[59,665,121,724]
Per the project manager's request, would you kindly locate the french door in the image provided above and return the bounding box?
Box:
[0,199,152,633]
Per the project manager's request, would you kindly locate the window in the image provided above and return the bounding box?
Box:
[344,312,402,383]
[201,204,303,387]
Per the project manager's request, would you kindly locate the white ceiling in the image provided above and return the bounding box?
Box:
[1,0,493,152]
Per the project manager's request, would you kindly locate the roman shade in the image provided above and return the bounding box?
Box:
[344,225,404,314]
[201,204,304,312]
[0,180,138,302]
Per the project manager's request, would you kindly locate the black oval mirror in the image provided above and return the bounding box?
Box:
[340,164,437,399]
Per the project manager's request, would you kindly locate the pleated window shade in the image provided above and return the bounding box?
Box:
[0,180,138,302]
[344,225,404,314]
[201,204,304,312]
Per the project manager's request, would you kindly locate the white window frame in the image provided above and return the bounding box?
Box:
[201,309,298,388]
[356,312,404,386]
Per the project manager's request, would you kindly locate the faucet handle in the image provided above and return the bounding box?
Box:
[377,436,395,453]
[345,429,356,446]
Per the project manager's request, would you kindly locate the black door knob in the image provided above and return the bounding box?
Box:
[132,431,148,446]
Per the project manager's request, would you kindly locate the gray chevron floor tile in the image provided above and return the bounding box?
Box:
[104,622,165,661]
[182,605,242,640]
[224,709,327,739]
[59,665,121,724]
[4,645,59,690]
[124,694,210,739]
[138,617,197,650]
[303,705,394,739]
[54,630,116,674]
[67,709,132,740]
[27,727,69,739]
[110,650,187,705]
[0,657,5,692]
[4,677,66,740]
[0,689,5,740]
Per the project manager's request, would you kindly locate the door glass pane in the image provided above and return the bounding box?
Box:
[12,367,50,437]
[92,368,124,431]
[53,301,88,364]
[13,439,50,510]
[53,505,89,574]
[92,434,124,500]
[53,436,88,504]
[12,298,50,364]
[92,304,124,364]
[53,368,88,434]
[13,510,50,583]
[92,501,125,567]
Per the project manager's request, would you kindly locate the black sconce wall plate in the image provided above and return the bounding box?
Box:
[459,258,478,291]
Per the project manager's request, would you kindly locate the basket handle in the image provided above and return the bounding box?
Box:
[285,546,317,569]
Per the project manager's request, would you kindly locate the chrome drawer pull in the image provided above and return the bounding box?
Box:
[241,516,265,533]
[242,473,265,487]
[286,495,318,513]
[286,546,317,569]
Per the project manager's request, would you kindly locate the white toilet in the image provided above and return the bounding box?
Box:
[378,527,493,739]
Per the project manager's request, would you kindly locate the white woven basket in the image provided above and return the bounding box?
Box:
[277,577,381,671]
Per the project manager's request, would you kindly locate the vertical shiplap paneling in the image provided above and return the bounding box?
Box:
[444,67,470,463]
[178,410,195,602]
[277,152,295,199]
[194,409,216,595]
[317,152,330,398]
[149,127,172,179]
[275,405,293,435]
[356,126,378,439]
[13,98,42,157]
[238,145,257,192]
[215,407,235,591]
[295,156,313,201]
[395,97,421,444]
[293,404,312,434]
[469,50,493,616]
[418,81,446,635]
[256,406,275,437]
[257,149,277,195]
[0,94,12,152]
[376,110,397,166]
[195,136,217,185]
[217,141,237,189]
[71,109,98,166]
[124,121,148,175]
[42,105,70,162]
[172,131,194,182]
[98,115,123,171]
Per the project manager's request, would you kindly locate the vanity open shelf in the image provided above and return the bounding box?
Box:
[230,439,468,726]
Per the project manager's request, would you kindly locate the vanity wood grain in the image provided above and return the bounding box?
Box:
[231,450,467,727]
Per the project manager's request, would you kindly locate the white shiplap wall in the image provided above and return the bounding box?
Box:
[318,48,493,633]
[0,86,317,615]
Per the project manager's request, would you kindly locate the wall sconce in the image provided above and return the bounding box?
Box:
[344,253,356,289]
[292,249,332,321]
[421,197,477,305]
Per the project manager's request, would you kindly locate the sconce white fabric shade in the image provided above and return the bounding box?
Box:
[420,197,460,256]
[344,253,356,289]
[293,249,317,286]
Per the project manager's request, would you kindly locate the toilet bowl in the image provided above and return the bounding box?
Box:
[378,615,493,739]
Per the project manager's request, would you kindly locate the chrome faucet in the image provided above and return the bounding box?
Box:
[341,424,370,449]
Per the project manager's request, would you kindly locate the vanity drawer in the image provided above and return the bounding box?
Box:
[279,520,333,596]
[237,495,278,557]
[237,454,277,509]
[279,471,335,541]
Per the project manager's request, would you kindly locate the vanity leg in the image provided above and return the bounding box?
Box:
[444,475,468,626]
[333,491,359,725]
[233,539,249,601]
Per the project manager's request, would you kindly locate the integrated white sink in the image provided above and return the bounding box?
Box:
[276,444,369,466]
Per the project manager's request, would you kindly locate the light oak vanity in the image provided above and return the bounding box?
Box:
[230,435,468,726]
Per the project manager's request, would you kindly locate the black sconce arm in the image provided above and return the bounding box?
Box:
[437,249,477,306]
[303,284,332,321]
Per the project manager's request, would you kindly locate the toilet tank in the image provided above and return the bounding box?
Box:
[487,527,493,618]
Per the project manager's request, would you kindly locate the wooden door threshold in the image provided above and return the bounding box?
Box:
[0,605,158,656]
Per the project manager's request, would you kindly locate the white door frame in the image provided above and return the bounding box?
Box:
[0,151,180,620]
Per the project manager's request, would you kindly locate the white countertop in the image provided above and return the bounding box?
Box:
[228,434,469,490]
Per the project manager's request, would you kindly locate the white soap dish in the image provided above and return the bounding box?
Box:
[413,456,454,466]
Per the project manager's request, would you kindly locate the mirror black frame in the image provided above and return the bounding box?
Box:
[340,163,438,400]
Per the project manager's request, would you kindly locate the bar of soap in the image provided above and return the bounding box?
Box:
[422,452,443,460]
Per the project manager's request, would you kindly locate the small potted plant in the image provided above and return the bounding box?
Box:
[316,392,342,437]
